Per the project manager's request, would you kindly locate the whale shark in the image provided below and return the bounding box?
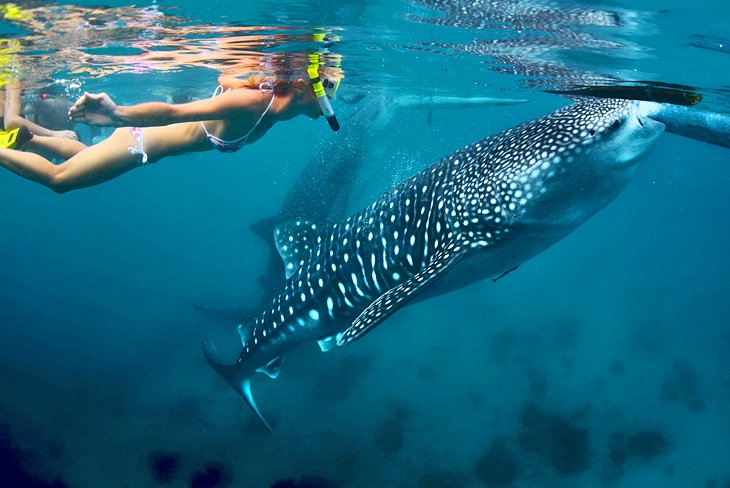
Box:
[649,103,730,150]
[203,97,669,430]
[194,93,530,324]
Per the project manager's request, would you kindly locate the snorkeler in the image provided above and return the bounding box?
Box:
[0,65,341,193]
[0,82,85,159]
[0,4,81,150]
[3,83,79,140]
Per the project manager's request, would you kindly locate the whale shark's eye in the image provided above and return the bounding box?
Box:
[610,119,621,130]
[588,129,596,136]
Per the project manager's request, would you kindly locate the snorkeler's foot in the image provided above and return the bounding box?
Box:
[0,128,19,149]
[0,126,34,149]
[15,126,34,149]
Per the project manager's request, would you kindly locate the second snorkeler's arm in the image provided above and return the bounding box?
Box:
[4,83,79,140]
[68,90,256,127]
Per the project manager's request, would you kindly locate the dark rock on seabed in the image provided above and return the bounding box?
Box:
[473,438,521,486]
[518,403,590,475]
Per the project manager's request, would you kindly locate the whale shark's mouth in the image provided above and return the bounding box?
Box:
[636,115,665,141]
[612,114,665,169]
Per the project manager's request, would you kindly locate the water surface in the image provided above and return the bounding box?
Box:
[1,1,728,487]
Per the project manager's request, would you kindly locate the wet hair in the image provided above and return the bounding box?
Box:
[237,75,296,95]
[231,66,343,96]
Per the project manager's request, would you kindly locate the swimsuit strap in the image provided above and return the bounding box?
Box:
[259,78,274,93]
[201,78,275,150]
[243,82,275,139]
[212,85,226,97]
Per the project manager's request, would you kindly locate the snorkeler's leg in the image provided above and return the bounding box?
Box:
[25,134,87,159]
[0,129,140,193]
[0,147,64,188]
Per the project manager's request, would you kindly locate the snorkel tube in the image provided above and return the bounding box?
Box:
[307,53,340,132]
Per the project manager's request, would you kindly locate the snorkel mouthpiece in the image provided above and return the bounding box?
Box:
[307,55,340,131]
[320,97,340,131]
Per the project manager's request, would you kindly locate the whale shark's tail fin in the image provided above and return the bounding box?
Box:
[202,337,235,378]
[202,338,275,434]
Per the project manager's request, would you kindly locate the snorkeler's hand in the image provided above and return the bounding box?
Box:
[68,92,120,126]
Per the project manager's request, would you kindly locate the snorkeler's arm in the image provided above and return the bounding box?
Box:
[69,90,256,127]
[4,83,78,140]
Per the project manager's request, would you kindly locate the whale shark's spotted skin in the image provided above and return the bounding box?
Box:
[204,97,665,430]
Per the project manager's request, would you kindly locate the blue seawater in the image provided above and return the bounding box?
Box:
[1,1,728,487]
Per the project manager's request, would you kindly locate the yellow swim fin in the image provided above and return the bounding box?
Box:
[0,128,20,149]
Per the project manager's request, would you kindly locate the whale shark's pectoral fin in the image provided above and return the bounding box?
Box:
[275,219,321,278]
[338,244,470,345]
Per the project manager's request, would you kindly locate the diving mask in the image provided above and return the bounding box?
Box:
[322,77,340,99]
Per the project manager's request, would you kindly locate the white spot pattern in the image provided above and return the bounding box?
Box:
[234,98,643,378]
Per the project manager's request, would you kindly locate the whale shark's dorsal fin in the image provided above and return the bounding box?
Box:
[338,244,471,346]
[274,219,321,278]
